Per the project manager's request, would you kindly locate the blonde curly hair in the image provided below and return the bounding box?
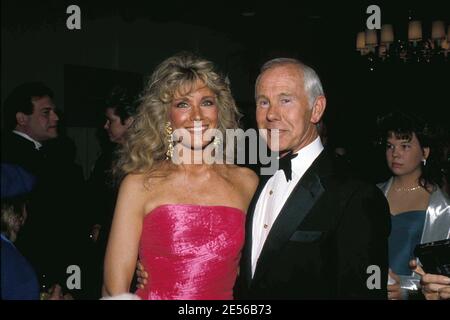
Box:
[113,52,241,182]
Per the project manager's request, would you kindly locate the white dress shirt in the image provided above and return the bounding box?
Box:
[251,136,324,277]
[12,130,42,150]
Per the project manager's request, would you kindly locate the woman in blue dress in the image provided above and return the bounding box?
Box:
[377,111,450,300]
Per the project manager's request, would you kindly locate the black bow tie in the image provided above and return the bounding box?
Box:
[278,151,298,182]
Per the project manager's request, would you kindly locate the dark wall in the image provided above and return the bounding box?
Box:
[2,0,448,180]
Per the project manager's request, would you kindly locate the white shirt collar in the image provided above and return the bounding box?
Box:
[291,136,324,177]
[12,130,43,150]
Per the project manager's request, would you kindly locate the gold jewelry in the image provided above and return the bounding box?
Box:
[394,185,422,192]
[165,122,174,159]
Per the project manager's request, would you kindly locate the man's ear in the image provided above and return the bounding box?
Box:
[310,96,326,124]
[16,112,29,126]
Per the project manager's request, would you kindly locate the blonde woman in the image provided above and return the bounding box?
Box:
[103,52,258,299]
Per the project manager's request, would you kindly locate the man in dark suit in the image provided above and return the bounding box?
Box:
[1,82,86,296]
[1,82,62,281]
[235,58,390,299]
[2,82,59,175]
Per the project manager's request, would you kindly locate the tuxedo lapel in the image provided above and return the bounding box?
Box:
[251,153,327,284]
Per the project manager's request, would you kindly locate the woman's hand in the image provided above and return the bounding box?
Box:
[387,269,403,300]
[435,287,450,300]
[410,259,450,300]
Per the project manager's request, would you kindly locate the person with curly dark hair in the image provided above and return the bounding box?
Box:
[83,85,139,298]
[376,111,450,300]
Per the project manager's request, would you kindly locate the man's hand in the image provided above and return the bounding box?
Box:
[387,269,403,300]
[136,260,148,289]
[410,259,450,300]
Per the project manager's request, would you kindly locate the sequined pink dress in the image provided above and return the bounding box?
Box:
[135,204,245,300]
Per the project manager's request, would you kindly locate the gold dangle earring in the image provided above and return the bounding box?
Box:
[165,121,174,160]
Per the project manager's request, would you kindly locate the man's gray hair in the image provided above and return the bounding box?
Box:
[255,58,325,109]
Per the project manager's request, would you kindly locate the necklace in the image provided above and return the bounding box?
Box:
[393,185,422,192]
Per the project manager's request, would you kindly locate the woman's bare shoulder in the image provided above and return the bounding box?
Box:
[120,172,147,191]
[119,171,170,216]
[120,164,172,191]
[227,165,259,190]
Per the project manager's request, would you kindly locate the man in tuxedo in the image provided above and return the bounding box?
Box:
[134,58,391,299]
[235,58,390,299]
[1,82,83,294]
[2,82,59,174]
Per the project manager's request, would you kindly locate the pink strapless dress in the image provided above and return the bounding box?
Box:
[135,204,245,300]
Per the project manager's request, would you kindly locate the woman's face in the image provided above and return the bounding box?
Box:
[385,132,429,177]
[169,81,219,150]
[104,108,132,144]
[6,206,26,242]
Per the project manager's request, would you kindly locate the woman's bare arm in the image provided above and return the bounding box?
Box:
[102,174,147,297]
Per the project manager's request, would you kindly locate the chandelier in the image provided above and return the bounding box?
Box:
[356,20,449,63]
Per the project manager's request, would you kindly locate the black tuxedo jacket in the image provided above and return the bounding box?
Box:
[1,131,47,176]
[235,150,390,299]
[1,131,87,287]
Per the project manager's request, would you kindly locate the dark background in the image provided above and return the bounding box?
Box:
[2,0,449,181]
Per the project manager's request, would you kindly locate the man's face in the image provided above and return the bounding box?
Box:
[104,107,131,144]
[22,96,59,142]
[255,64,323,154]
